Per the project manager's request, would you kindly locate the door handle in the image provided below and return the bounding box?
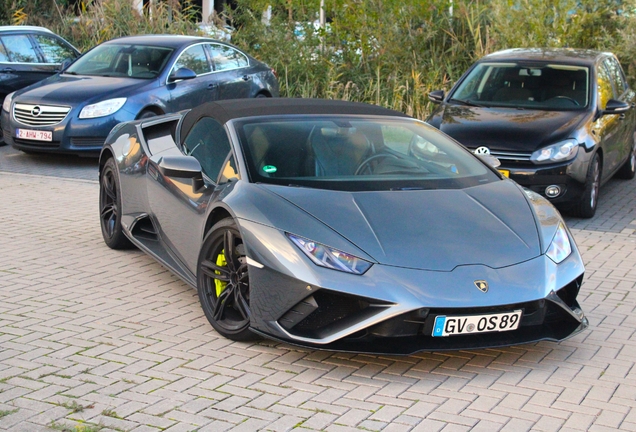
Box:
[242,75,251,81]
[207,83,218,90]
[0,67,15,73]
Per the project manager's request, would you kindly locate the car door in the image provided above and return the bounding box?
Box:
[206,43,252,100]
[593,60,623,179]
[603,56,636,173]
[0,33,52,100]
[167,43,215,111]
[147,117,238,273]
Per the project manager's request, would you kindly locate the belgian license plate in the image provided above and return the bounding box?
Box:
[498,169,510,177]
[16,128,52,142]
[432,310,522,337]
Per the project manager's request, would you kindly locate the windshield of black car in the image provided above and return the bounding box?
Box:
[65,44,174,79]
[234,116,499,192]
[450,62,590,110]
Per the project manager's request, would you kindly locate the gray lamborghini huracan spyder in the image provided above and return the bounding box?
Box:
[98,98,588,354]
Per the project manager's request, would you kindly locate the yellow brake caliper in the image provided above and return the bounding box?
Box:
[215,250,228,297]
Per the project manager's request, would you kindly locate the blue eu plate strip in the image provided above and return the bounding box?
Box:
[433,316,446,337]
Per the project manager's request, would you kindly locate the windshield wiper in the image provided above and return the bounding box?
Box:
[449,98,485,108]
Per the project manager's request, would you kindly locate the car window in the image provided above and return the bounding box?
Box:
[0,40,8,62]
[66,44,173,78]
[1,34,39,63]
[208,44,248,71]
[33,34,76,63]
[604,57,626,97]
[596,62,614,110]
[173,44,211,75]
[219,155,240,183]
[183,117,232,181]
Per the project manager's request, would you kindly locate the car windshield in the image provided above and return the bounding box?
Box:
[65,44,174,79]
[450,62,590,110]
[234,116,499,192]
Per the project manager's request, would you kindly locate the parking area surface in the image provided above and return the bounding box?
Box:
[1,146,636,431]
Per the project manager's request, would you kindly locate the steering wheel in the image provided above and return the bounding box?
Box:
[355,154,399,175]
[552,96,580,106]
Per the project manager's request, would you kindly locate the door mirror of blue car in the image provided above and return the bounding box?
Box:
[169,67,197,83]
[58,58,74,72]
[603,99,630,116]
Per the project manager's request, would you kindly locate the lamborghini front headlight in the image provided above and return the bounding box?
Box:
[287,233,372,274]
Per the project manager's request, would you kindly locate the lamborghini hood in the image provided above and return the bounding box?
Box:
[264,180,541,271]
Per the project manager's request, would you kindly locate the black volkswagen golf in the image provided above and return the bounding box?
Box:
[427,48,636,218]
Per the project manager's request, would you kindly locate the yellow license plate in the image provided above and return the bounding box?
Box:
[498,169,510,178]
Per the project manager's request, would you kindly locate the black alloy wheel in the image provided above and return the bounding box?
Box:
[99,158,133,249]
[197,218,257,341]
[572,153,601,219]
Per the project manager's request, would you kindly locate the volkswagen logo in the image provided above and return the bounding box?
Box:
[474,146,490,155]
[474,280,489,293]
[31,106,42,117]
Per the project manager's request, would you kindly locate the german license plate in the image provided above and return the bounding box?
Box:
[432,310,522,337]
[16,128,52,142]
[498,169,510,177]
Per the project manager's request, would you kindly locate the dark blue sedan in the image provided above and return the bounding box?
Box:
[0,35,279,155]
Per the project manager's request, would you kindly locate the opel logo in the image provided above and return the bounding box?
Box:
[31,106,41,117]
[474,280,489,293]
[474,146,490,155]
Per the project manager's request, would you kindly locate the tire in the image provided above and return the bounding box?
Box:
[255,93,269,98]
[197,218,258,341]
[571,153,601,219]
[616,134,636,180]
[137,110,157,120]
[99,158,134,249]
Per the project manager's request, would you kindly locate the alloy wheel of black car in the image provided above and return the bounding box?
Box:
[572,153,601,218]
[197,218,257,341]
[99,158,134,249]
[616,135,636,180]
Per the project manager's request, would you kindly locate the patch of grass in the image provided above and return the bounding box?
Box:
[49,421,105,432]
[0,409,18,418]
[59,400,93,413]
[101,408,118,418]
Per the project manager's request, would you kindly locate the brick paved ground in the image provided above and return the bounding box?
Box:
[0,154,636,431]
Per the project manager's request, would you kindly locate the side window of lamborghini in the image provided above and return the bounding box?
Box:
[182,117,232,182]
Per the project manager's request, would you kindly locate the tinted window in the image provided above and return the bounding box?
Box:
[597,62,614,109]
[209,44,248,71]
[174,44,210,75]
[235,116,496,192]
[452,62,589,109]
[183,117,232,181]
[33,34,76,63]
[604,57,626,96]
[1,35,39,63]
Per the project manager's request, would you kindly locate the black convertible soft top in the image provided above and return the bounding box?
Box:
[180,98,408,143]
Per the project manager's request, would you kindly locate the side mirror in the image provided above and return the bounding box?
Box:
[158,155,204,191]
[475,153,501,168]
[59,58,73,72]
[603,99,630,116]
[168,67,197,83]
[428,90,445,104]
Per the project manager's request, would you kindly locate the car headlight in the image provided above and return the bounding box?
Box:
[287,233,372,274]
[79,98,126,119]
[546,222,572,264]
[530,139,579,164]
[2,92,15,113]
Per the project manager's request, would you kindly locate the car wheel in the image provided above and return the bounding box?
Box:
[197,218,258,341]
[137,110,157,120]
[255,93,269,98]
[99,158,134,249]
[571,153,601,219]
[616,134,636,180]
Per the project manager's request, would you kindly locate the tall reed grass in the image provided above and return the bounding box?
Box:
[2,0,635,119]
